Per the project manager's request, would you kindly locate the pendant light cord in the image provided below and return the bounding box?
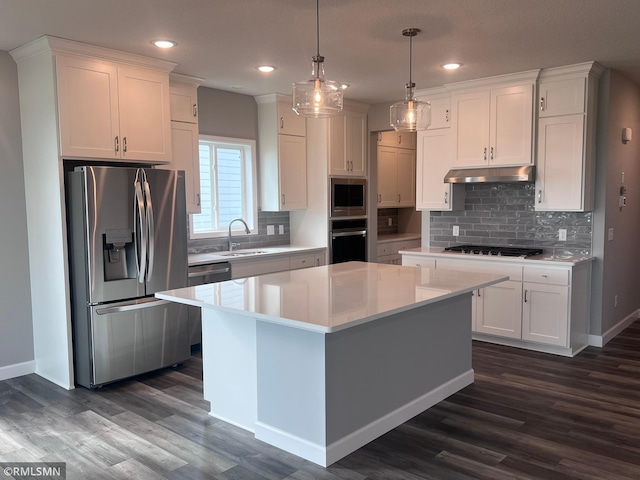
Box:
[316,0,320,58]
[409,33,413,87]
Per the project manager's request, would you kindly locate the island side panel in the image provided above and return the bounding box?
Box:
[254,322,327,463]
[202,309,257,432]
[325,294,473,461]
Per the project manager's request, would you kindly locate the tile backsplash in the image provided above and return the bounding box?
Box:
[188,211,290,254]
[430,183,592,256]
[377,208,399,235]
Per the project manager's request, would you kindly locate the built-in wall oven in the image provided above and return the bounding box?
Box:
[330,218,367,264]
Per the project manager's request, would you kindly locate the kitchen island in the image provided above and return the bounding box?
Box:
[156,261,506,466]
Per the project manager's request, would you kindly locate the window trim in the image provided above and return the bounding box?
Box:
[189,135,258,240]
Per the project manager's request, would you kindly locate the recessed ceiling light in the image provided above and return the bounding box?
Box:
[230,85,245,90]
[153,40,176,49]
[257,65,276,73]
[341,84,349,90]
[442,63,462,70]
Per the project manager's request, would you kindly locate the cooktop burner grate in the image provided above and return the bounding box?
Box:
[444,245,543,258]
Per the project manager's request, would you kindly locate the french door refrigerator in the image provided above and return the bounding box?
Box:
[67,166,189,388]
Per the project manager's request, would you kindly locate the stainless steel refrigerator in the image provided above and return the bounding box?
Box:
[66,166,189,388]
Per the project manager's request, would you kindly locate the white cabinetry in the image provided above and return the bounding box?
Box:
[230,250,327,279]
[56,53,172,163]
[450,83,534,168]
[400,252,591,357]
[256,94,307,211]
[535,63,604,212]
[377,142,415,208]
[414,90,464,211]
[376,238,421,264]
[159,73,203,214]
[329,107,367,176]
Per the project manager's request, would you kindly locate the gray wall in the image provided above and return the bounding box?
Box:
[591,70,640,336]
[0,51,34,370]
[189,87,290,254]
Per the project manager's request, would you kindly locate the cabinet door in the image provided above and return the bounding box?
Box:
[117,66,172,163]
[522,283,569,346]
[169,121,201,214]
[396,148,415,207]
[278,135,307,210]
[329,114,348,175]
[377,131,397,147]
[475,280,523,339]
[56,54,120,159]
[377,147,398,206]
[426,97,451,130]
[535,114,585,211]
[490,84,533,166]
[451,91,490,167]
[278,101,306,136]
[539,77,586,117]
[170,84,198,123]
[314,251,327,266]
[416,129,461,210]
[346,111,367,176]
[396,132,416,149]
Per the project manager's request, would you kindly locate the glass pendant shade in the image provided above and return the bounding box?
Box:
[390,28,431,132]
[390,86,431,132]
[293,57,343,118]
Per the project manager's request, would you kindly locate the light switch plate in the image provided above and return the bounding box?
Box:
[608,228,614,241]
[279,225,284,235]
[267,225,274,235]
[559,229,567,241]
[453,225,459,236]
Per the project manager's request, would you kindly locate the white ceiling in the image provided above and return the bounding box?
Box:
[2,0,640,105]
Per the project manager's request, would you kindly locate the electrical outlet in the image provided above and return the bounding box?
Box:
[615,295,618,308]
[267,225,274,235]
[388,218,393,226]
[608,228,614,241]
[453,225,459,236]
[279,225,284,234]
[558,229,567,241]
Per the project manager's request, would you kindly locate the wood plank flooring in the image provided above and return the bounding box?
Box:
[1,321,640,479]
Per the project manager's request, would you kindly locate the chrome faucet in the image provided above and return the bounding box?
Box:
[228,218,251,251]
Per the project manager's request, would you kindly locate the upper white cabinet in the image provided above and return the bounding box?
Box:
[158,74,203,214]
[377,130,416,149]
[450,83,535,168]
[377,133,416,208]
[425,96,451,130]
[329,106,367,177]
[256,94,307,211]
[535,62,604,212]
[56,53,172,163]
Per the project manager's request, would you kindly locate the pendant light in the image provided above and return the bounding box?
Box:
[390,28,431,132]
[292,0,343,118]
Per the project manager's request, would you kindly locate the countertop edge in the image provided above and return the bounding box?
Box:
[399,248,594,266]
[188,246,326,266]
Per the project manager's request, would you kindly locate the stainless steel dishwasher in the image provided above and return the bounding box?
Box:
[187,261,232,346]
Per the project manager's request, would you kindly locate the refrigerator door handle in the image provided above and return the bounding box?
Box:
[133,169,147,283]
[96,298,171,315]
[143,171,155,280]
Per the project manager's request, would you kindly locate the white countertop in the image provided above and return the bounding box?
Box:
[399,247,594,266]
[189,245,325,266]
[157,261,506,334]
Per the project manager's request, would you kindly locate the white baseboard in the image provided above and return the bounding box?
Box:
[589,309,640,347]
[255,369,474,467]
[0,360,36,382]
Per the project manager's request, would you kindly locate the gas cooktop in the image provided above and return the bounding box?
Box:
[444,245,544,258]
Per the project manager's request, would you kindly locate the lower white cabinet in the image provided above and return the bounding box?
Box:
[401,253,590,356]
[231,250,326,279]
[377,238,421,264]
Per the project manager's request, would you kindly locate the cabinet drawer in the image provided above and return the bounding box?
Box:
[396,239,421,251]
[377,243,394,257]
[401,255,436,269]
[523,266,569,285]
[289,254,316,270]
[436,259,523,281]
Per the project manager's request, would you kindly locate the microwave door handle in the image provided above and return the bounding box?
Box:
[142,171,155,280]
[331,230,367,238]
[133,170,147,284]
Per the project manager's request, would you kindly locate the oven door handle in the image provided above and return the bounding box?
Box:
[331,230,367,238]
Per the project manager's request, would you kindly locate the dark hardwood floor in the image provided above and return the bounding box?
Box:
[2,321,640,479]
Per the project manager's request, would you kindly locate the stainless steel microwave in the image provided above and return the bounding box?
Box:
[330,177,366,217]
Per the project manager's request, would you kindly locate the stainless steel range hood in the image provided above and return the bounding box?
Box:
[444,166,535,183]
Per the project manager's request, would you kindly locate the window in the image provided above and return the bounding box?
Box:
[189,135,257,239]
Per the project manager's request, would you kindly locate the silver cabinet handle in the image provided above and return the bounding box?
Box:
[398,134,402,145]
[538,190,542,204]
[193,104,198,117]
[196,193,201,206]
[316,258,320,266]
[483,147,487,162]
[188,266,230,278]
[445,109,449,122]
[398,194,401,202]
[123,136,128,153]
[524,289,528,302]
[280,117,284,129]
[444,191,448,204]
[490,146,494,161]
[378,193,381,203]
[114,136,119,153]
[541,274,548,278]
[281,193,285,205]
[540,97,545,111]
[477,289,481,297]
